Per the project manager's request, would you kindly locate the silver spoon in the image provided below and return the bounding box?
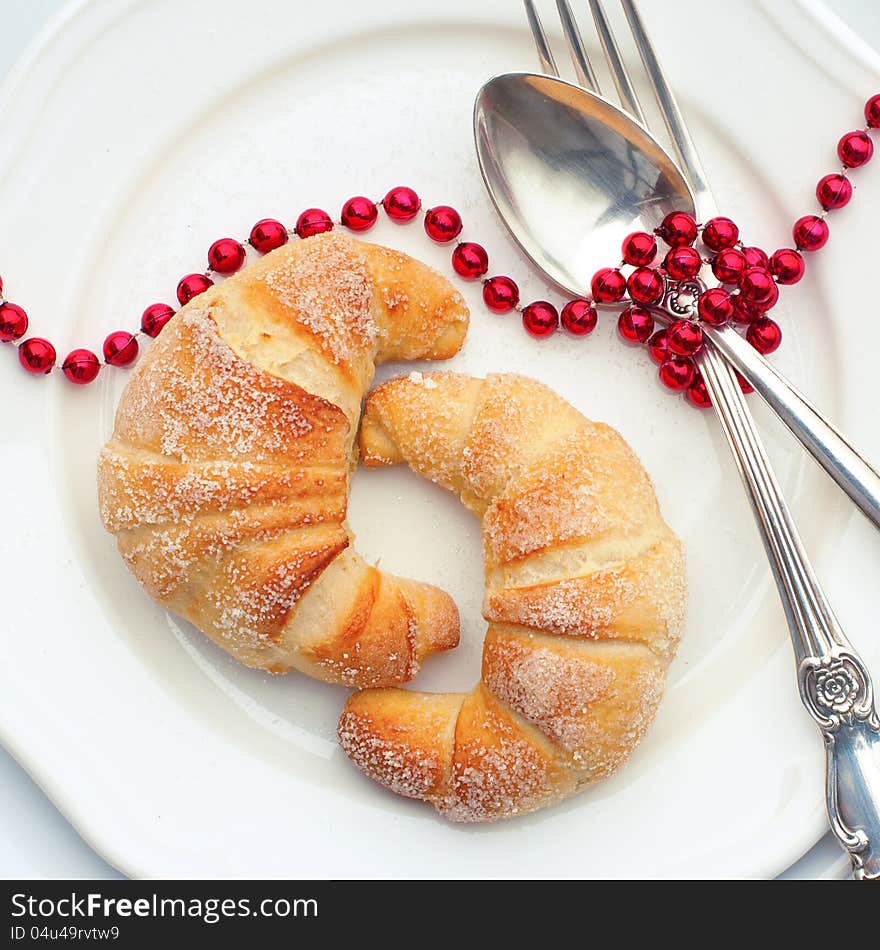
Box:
[473,18,880,879]
[474,71,880,532]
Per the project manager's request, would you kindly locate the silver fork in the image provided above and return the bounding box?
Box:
[525,0,880,880]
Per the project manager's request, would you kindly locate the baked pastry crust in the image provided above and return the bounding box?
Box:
[98,233,468,686]
[340,371,686,820]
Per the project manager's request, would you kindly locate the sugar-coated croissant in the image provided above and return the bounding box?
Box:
[98,233,468,686]
[339,371,686,820]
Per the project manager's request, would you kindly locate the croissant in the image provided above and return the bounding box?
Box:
[339,371,686,820]
[98,232,469,687]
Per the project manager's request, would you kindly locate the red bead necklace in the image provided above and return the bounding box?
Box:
[1,93,878,407]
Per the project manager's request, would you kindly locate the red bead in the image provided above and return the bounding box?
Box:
[176,273,214,305]
[747,317,782,354]
[648,329,670,364]
[141,303,175,338]
[712,248,746,284]
[867,94,880,128]
[769,248,805,285]
[103,331,139,367]
[18,337,56,374]
[249,218,289,253]
[617,305,654,343]
[702,216,739,251]
[207,238,246,275]
[664,245,702,281]
[382,186,421,223]
[816,173,852,210]
[657,211,698,247]
[295,208,334,238]
[451,242,489,279]
[732,293,764,324]
[560,299,597,336]
[341,196,378,232]
[591,267,627,303]
[658,357,695,391]
[424,206,462,243]
[622,231,657,266]
[757,279,779,312]
[0,302,28,342]
[687,376,712,409]
[627,266,664,304]
[667,319,703,357]
[837,130,873,168]
[737,371,754,395]
[482,276,519,313]
[0,275,3,294]
[739,267,776,307]
[62,348,100,385]
[793,214,829,251]
[741,246,770,270]
[522,301,559,338]
[698,287,733,326]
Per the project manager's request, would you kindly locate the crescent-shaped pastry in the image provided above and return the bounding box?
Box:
[339,371,686,820]
[98,233,468,687]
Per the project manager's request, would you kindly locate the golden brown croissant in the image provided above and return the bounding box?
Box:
[98,233,469,687]
[339,371,686,820]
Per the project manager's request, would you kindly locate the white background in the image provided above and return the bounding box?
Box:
[0,0,878,880]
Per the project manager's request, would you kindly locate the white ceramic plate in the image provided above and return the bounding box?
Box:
[1,0,879,879]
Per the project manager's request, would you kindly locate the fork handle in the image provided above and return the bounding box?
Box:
[809,694,880,880]
[698,342,880,881]
[705,323,880,531]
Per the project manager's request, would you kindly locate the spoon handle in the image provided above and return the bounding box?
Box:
[705,323,880,531]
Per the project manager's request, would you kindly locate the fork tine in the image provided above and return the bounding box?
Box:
[619,0,709,195]
[523,0,561,76]
[555,1,600,91]
[585,0,645,124]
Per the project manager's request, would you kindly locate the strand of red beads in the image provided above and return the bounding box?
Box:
[0,93,877,399]
[607,90,880,409]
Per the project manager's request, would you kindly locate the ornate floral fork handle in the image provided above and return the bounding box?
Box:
[665,279,880,879]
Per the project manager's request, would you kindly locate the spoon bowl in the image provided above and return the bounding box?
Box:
[474,72,695,296]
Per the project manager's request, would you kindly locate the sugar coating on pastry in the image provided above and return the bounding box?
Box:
[340,371,686,820]
[98,233,468,685]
